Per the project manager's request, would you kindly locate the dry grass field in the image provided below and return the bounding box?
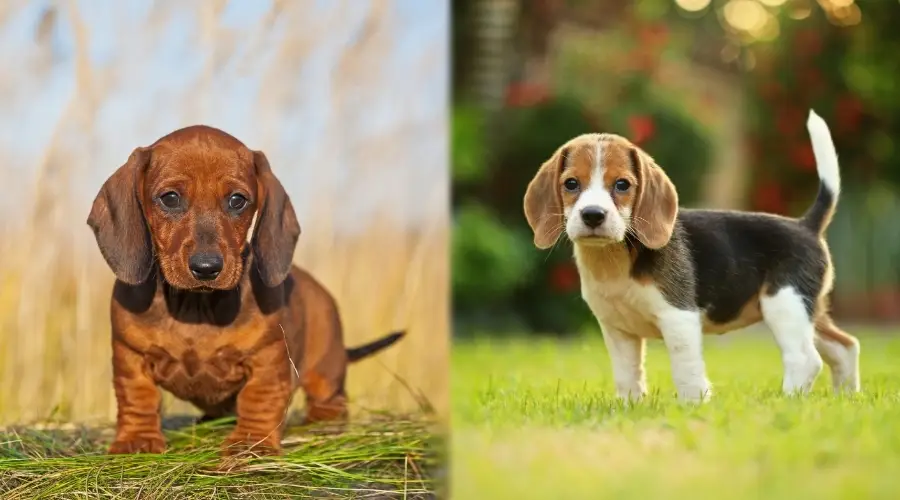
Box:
[1,418,443,498]
[0,2,447,497]
[0,0,448,425]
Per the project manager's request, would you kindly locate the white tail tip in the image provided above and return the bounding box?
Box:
[806,108,840,196]
[807,109,827,131]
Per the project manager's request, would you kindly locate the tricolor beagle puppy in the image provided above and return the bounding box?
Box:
[523,110,859,402]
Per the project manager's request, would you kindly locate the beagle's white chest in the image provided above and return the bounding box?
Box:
[579,276,665,339]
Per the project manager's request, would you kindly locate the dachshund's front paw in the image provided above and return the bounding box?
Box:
[221,430,281,457]
[108,434,167,454]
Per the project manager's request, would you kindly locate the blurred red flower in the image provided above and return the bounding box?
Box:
[790,143,817,172]
[638,23,670,47]
[776,107,804,136]
[754,181,787,214]
[628,115,655,144]
[759,82,783,102]
[550,262,580,292]
[505,82,552,108]
[793,30,823,58]
[799,68,824,94]
[835,95,864,133]
[626,52,659,73]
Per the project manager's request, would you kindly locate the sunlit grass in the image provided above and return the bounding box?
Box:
[452,329,900,499]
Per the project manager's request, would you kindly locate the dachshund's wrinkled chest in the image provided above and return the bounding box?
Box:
[144,343,248,406]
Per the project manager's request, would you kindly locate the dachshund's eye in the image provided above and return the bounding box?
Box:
[614,179,632,193]
[228,194,248,211]
[160,192,181,209]
[563,178,580,192]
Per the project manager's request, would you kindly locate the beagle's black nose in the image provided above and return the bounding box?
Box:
[581,206,607,228]
[189,253,224,280]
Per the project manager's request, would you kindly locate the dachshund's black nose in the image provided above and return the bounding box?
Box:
[189,253,223,280]
[580,206,607,228]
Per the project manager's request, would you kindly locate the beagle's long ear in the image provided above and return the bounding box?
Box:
[86,147,154,284]
[251,150,301,287]
[524,146,568,249]
[629,147,678,249]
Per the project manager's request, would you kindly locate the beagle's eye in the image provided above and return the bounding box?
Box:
[160,192,181,209]
[563,178,580,192]
[228,194,249,211]
[614,179,632,193]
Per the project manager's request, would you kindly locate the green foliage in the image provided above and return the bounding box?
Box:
[488,96,599,218]
[512,250,597,335]
[496,96,596,180]
[633,0,672,22]
[603,81,712,205]
[462,98,601,334]
[452,202,537,310]
[452,0,900,331]
[452,104,489,185]
[746,3,900,212]
[829,187,900,294]
[450,4,725,335]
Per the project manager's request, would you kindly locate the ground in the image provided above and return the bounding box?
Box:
[452,328,900,499]
[0,417,441,498]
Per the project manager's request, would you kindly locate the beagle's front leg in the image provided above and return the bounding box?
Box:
[222,341,293,456]
[657,309,712,403]
[599,322,647,400]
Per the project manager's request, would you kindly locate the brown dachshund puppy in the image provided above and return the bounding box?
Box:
[87,126,405,456]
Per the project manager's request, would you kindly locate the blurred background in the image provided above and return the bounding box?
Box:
[0,0,448,425]
[452,0,900,336]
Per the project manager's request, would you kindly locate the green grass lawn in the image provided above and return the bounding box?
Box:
[0,416,441,498]
[452,329,900,500]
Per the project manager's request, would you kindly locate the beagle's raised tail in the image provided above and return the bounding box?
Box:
[801,109,841,236]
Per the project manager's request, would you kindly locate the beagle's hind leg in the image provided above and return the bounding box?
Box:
[814,316,860,393]
[760,286,824,395]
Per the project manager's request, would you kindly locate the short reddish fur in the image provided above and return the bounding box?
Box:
[89,126,355,456]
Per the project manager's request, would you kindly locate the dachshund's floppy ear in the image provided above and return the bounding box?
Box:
[524,145,567,249]
[87,147,154,284]
[252,150,301,287]
[629,146,678,249]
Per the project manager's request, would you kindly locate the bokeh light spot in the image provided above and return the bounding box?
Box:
[723,0,771,37]
[675,0,712,13]
[830,4,862,26]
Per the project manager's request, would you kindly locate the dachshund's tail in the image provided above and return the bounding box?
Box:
[346,331,406,362]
